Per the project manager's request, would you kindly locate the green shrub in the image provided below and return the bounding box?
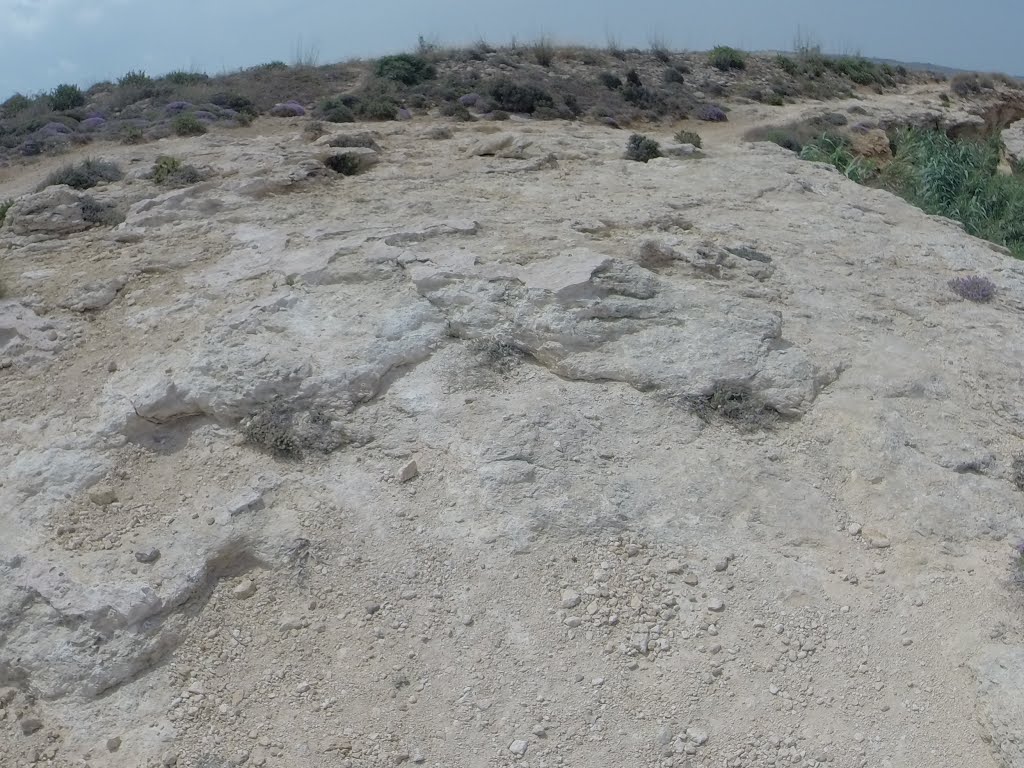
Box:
[1,93,32,118]
[80,196,123,227]
[625,133,661,163]
[173,113,207,136]
[776,55,799,75]
[674,130,702,148]
[318,97,355,123]
[709,46,746,71]
[763,128,803,152]
[163,70,210,85]
[324,154,363,176]
[150,155,204,186]
[487,78,554,113]
[531,37,555,67]
[374,54,436,86]
[50,84,85,111]
[210,92,259,117]
[39,158,124,191]
[357,98,398,121]
[439,101,472,121]
[663,68,685,84]
[799,133,875,182]
[0,198,13,227]
[120,126,146,145]
[118,70,152,88]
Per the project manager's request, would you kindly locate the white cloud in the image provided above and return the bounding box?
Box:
[0,0,128,40]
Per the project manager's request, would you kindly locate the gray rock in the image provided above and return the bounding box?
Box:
[20,716,43,735]
[560,589,581,609]
[89,486,118,506]
[508,739,528,756]
[61,277,127,312]
[134,547,161,564]
[398,460,420,483]
[972,646,1024,768]
[5,187,97,238]
[232,579,257,599]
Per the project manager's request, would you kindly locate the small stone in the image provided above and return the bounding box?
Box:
[853,732,865,743]
[106,737,122,752]
[20,717,43,735]
[398,460,419,483]
[560,589,581,609]
[848,523,862,535]
[279,615,305,631]
[666,559,685,574]
[162,752,180,767]
[232,579,257,600]
[89,486,117,506]
[509,739,528,756]
[107,360,118,373]
[564,616,581,628]
[901,638,913,647]
[0,687,17,705]
[686,727,709,746]
[135,547,160,564]
[365,603,381,615]
[296,682,311,693]
[531,725,547,738]
[713,560,728,572]
[683,573,699,586]
[707,598,725,612]
[868,536,890,549]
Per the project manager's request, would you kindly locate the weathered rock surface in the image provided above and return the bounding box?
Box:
[1,106,1023,768]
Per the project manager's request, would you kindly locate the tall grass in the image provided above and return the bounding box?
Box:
[800,133,875,182]
[882,129,1024,257]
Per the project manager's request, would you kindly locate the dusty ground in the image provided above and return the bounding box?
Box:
[1,83,1024,768]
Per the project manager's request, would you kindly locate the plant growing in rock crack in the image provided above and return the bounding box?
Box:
[239,402,347,458]
[470,337,528,375]
[0,198,13,228]
[1012,541,1024,588]
[948,275,996,303]
[80,197,123,226]
[685,382,779,432]
[626,133,661,163]
[1011,454,1024,491]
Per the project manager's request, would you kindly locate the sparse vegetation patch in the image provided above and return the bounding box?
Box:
[240,402,347,458]
[39,158,123,191]
[686,382,779,432]
[948,275,997,302]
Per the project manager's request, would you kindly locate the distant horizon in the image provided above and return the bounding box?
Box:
[0,41,1016,103]
[1,0,1021,101]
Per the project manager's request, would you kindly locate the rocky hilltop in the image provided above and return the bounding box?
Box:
[1,52,1024,768]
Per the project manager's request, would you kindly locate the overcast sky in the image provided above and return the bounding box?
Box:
[2,0,1021,100]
